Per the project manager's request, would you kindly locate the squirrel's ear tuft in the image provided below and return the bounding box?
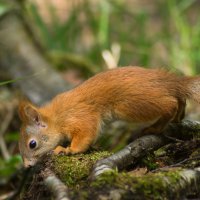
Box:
[18,100,29,121]
[18,101,41,124]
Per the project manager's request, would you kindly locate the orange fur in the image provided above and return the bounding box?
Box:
[18,66,200,167]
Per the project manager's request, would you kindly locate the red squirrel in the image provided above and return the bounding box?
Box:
[18,66,200,167]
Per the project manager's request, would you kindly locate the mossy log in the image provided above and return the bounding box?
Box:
[22,151,200,200]
[21,120,200,200]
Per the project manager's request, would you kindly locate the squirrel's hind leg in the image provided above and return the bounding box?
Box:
[172,99,186,123]
[142,99,179,135]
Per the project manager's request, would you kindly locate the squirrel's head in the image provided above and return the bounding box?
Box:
[18,101,60,168]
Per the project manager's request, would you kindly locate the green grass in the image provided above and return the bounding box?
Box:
[164,0,200,75]
[26,0,199,75]
[27,0,200,75]
[0,155,22,179]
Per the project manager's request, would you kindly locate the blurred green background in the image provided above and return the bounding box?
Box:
[28,0,200,76]
[0,0,200,187]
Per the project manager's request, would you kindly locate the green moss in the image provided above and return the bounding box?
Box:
[91,170,119,187]
[141,154,159,170]
[132,171,181,199]
[154,146,167,157]
[51,150,184,199]
[52,151,111,187]
[91,170,182,200]
[190,148,200,157]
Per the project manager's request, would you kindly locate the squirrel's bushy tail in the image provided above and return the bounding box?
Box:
[185,76,200,103]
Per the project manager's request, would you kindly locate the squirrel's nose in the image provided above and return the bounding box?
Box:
[24,164,32,168]
[23,158,34,168]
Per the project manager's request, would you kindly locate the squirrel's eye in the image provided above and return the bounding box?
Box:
[29,140,37,149]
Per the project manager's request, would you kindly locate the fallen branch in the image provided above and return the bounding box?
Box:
[41,168,70,200]
[91,134,167,179]
[91,120,200,179]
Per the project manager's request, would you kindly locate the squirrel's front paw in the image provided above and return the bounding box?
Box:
[53,146,71,155]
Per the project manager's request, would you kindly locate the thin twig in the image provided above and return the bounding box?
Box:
[152,155,200,173]
[0,103,14,136]
[171,155,200,167]
[0,191,15,200]
[0,168,31,200]
[0,139,10,160]
[0,102,15,160]
[163,134,184,142]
